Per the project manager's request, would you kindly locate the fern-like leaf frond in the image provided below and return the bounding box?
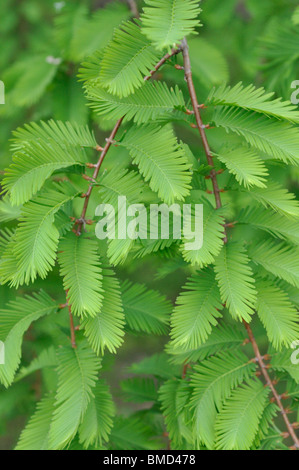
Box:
[119,125,191,203]
[213,106,299,166]
[141,0,201,51]
[181,198,225,266]
[98,21,160,97]
[11,119,97,150]
[3,134,87,205]
[10,186,78,286]
[49,342,101,450]
[121,280,171,335]
[159,379,193,448]
[190,351,256,449]
[81,267,125,355]
[214,243,257,322]
[244,181,299,217]
[0,291,58,387]
[249,240,299,288]
[215,147,268,188]
[215,380,269,450]
[86,81,185,125]
[16,346,57,382]
[58,233,103,318]
[79,380,115,449]
[255,280,299,350]
[238,207,299,245]
[167,323,246,365]
[209,82,299,123]
[15,394,55,450]
[170,269,223,350]
[271,350,299,383]
[0,195,22,222]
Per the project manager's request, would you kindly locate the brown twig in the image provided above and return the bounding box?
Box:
[127,0,139,18]
[180,38,226,239]
[75,118,124,236]
[182,362,190,379]
[68,310,77,349]
[144,48,181,81]
[244,321,299,448]
[66,290,77,349]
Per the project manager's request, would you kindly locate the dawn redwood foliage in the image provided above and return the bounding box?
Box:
[0,0,299,451]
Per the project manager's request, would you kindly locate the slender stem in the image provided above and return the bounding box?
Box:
[244,321,299,448]
[69,310,77,349]
[180,37,298,448]
[144,48,181,81]
[181,38,224,213]
[182,362,189,379]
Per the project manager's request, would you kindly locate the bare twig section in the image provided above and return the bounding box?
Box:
[127,0,139,18]
[243,321,299,448]
[144,48,181,81]
[68,311,77,349]
[181,38,224,216]
[182,362,191,379]
[68,310,77,349]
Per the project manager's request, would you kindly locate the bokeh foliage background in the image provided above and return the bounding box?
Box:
[0,0,298,449]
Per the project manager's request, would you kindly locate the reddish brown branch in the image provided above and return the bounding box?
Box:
[244,321,299,448]
[68,310,77,349]
[182,362,190,379]
[144,48,181,81]
[181,38,224,214]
